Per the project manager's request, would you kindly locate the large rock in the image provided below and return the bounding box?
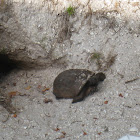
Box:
[0,1,72,68]
[0,0,140,72]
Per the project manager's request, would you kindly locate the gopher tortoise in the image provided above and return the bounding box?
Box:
[53,69,106,103]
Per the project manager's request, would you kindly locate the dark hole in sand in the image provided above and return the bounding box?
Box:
[0,54,20,113]
[0,54,18,79]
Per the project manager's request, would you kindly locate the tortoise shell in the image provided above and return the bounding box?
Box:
[53,69,94,100]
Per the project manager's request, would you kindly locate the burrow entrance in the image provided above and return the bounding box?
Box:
[0,54,19,79]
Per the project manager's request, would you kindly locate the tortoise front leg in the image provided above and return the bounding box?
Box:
[72,81,90,103]
[72,93,85,103]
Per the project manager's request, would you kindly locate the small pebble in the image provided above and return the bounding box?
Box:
[129,127,138,132]
[24,126,28,129]
[43,98,53,103]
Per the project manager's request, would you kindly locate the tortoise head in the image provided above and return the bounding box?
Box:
[95,72,106,81]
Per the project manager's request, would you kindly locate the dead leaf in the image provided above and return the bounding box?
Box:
[12,114,17,118]
[25,86,31,90]
[98,132,101,135]
[43,98,53,103]
[42,87,50,92]
[104,101,108,104]
[83,131,87,135]
[61,132,66,135]
[57,135,65,139]
[8,91,18,98]
[54,127,60,131]
[13,83,16,86]
[119,93,123,97]
[93,117,98,119]
[38,85,41,89]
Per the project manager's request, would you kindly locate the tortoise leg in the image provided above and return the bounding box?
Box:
[89,86,98,95]
[72,93,85,103]
[88,76,98,86]
[72,82,90,103]
[72,81,98,103]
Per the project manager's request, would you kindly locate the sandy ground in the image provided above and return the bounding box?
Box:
[0,1,140,140]
[0,55,140,140]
